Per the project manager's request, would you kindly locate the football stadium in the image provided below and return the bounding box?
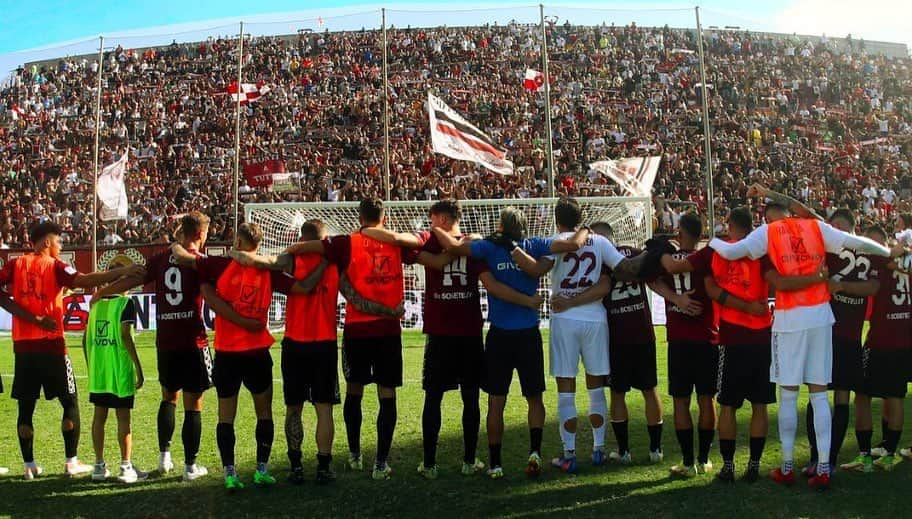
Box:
[0,1,911,517]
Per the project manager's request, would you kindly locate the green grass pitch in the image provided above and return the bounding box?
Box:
[0,329,906,518]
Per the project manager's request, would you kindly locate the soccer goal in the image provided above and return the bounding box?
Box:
[245,197,653,330]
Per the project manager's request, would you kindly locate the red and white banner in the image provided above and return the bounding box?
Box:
[590,156,662,197]
[244,159,289,187]
[97,153,129,221]
[428,93,513,175]
[227,81,271,105]
[523,68,545,92]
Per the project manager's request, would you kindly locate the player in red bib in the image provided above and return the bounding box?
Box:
[171,223,320,490]
[360,199,544,478]
[800,209,880,476]
[0,221,142,479]
[95,211,214,480]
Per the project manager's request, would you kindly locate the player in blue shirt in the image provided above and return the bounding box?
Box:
[433,206,589,479]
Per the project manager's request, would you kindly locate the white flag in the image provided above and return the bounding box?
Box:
[428,93,513,175]
[590,156,661,198]
[97,153,129,221]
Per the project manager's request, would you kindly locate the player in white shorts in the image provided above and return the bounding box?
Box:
[709,186,894,490]
[513,197,628,474]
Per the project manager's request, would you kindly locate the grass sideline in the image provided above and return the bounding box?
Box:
[0,328,906,518]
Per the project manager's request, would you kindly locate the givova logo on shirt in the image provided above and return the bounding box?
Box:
[93,320,118,346]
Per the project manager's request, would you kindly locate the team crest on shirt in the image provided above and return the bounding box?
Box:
[372,255,391,275]
[240,285,259,304]
[788,236,808,255]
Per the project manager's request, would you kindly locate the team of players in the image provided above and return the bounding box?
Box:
[0,193,909,492]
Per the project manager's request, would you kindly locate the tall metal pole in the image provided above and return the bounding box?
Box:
[91,36,104,272]
[233,22,244,239]
[695,7,715,235]
[382,8,391,201]
[540,4,555,197]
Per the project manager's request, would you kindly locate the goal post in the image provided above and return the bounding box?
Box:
[245,197,653,330]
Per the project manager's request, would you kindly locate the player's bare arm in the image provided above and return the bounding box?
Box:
[648,278,703,316]
[360,227,424,249]
[170,242,200,269]
[549,227,590,253]
[479,271,544,309]
[227,250,295,272]
[289,258,329,295]
[748,183,823,221]
[199,283,265,332]
[92,271,145,300]
[121,321,144,390]
[417,251,453,271]
[511,247,554,278]
[550,274,612,314]
[284,239,326,257]
[660,253,695,274]
[72,264,145,289]
[0,292,57,332]
[432,227,473,256]
[704,276,768,316]
[611,252,650,282]
[338,273,405,318]
[764,263,829,292]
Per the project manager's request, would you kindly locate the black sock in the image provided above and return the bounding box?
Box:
[216,422,236,467]
[807,402,818,462]
[61,398,80,459]
[317,453,332,471]
[856,429,873,455]
[343,394,363,456]
[676,428,695,466]
[461,385,481,464]
[17,399,36,463]
[255,419,274,464]
[720,438,736,463]
[697,428,714,465]
[288,448,303,469]
[530,427,543,455]
[489,443,503,468]
[376,397,397,465]
[647,422,663,452]
[885,428,902,456]
[612,420,630,455]
[157,401,176,453]
[422,391,443,467]
[182,410,202,465]
[749,436,766,463]
[880,418,889,446]
[830,403,850,466]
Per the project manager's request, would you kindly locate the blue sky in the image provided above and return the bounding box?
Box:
[1,0,909,77]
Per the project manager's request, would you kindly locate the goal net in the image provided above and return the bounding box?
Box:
[245,197,652,331]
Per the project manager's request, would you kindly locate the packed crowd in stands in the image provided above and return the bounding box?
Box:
[0,21,910,247]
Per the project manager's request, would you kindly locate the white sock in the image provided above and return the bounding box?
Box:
[778,388,799,472]
[65,456,78,465]
[588,387,608,449]
[557,392,577,454]
[810,391,832,474]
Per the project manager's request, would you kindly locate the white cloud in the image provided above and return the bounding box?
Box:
[774,0,911,47]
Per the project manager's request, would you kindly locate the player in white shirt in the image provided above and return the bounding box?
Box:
[512,197,626,474]
[709,195,892,489]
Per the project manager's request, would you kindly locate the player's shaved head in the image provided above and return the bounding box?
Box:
[764,202,789,223]
[590,221,614,240]
[728,207,753,237]
[829,208,856,233]
[300,219,327,241]
[237,222,263,250]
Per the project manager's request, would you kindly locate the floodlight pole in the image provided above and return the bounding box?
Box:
[233,22,244,239]
[382,8,391,201]
[91,36,104,272]
[540,4,555,197]
[695,6,716,235]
